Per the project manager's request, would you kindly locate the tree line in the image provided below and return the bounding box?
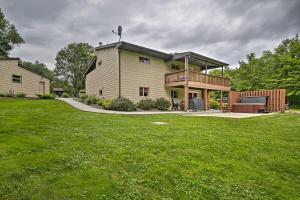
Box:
[210,34,300,106]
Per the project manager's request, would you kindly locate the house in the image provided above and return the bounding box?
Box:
[84,41,230,111]
[0,58,50,97]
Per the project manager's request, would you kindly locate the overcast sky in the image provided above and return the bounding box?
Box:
[1,0,299,70]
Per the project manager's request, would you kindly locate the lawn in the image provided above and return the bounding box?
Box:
[0,99,299,199]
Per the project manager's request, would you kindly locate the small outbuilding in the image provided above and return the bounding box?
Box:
[0,57,50,97]
[53,88,63,97]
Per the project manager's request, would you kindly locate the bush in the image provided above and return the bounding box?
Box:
[110,97,136,111]
[154,98,171,111]
[80,94,88,100]
[36,94,55,99]
[210,99,219,109]
[96,99,103,106]
[62,93,70,98]
[84,95,99,105]
[6,93,15,97]
[0,93,5,97]
[102,99,113,110]
[16,93,26,98]
[137,99,155,110]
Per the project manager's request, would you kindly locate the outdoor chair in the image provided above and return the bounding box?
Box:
[172,98,179,110]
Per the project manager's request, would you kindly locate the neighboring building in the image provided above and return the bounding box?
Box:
[85,41,230,111]
[0,58,50,97]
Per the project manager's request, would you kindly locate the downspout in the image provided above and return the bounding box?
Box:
[118,49,122,97]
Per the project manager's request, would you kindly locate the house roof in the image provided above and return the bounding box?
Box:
[0,57,51,80]
[85,41,229,75]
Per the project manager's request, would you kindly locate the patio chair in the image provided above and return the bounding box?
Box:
[172,98,179,110]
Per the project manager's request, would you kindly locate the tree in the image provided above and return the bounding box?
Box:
[54,43,94,95]
[0,8,24,57]
[21,60,54,80]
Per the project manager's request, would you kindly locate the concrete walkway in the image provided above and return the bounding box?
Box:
[182,112,275,118]
[58,98,275,118]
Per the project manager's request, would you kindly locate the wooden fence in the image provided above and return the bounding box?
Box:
[229,89,286,112]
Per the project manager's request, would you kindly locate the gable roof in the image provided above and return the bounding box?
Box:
[85,41,229,75]
[0,57,51,80]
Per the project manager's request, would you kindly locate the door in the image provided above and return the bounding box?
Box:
[39,82,45,95]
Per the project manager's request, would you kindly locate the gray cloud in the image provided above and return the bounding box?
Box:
[0,0,299,69]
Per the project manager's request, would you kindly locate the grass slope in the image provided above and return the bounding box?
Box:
[0,99,299,199]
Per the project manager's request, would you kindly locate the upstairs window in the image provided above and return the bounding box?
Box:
[12,74,22,83]
[171,90,178,98]
[139,87,149,97]
[139,56,150,64]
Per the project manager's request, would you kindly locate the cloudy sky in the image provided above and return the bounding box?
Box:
[1,0,299,69]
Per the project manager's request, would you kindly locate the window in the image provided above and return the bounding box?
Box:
[139,56,150,64]
[99,90,103,96]
[171,64,180,72]
[12,74,22,83]
[171,90,178,98]
[139,87,149,97]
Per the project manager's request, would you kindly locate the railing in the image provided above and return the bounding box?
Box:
[165,70,231,87]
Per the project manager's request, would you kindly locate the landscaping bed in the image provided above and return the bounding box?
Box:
[73,95,172,112]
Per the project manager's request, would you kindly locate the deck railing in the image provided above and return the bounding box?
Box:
[165,70,231,87]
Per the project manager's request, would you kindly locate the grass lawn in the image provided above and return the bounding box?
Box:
[0,99,299,199]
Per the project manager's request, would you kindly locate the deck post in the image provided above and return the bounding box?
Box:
[220,90,223,111]
[204,89,208,110]
[205,62,208,83]
[184,86,189,111]
[184,55,189,111]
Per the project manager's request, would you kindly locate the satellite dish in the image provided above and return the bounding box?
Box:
[117,26,122,36]
[112,25,122,41]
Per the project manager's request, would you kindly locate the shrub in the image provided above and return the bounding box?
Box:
[80,94,88,100]
[16,93,26,98]
[62,93,70,98]
[210,99,219,109]
[102,99,113,110]
[110,97,136,111]
[154,98,171,111]
[36,94,55,99]
[6,93,15,97]
[137,99,155,110]
[84,95,99,105]
[96,99,103,106]
[0,93,5,97]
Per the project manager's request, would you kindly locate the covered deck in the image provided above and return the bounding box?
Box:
[165,52,230,111]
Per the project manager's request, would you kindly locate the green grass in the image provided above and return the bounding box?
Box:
[0,99,299,200]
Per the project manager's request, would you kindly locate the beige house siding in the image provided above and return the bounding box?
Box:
[120,50,172,103]
[0,60,50,97]
[85,47,119,99]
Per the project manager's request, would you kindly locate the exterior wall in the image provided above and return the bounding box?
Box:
[85,47,119,99]
[0,60,50,97]
[120,50,172,103]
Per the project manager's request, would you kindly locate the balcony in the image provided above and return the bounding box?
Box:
[165,70,231,91]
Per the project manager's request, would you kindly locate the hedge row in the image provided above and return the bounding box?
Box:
[0,93,27,98]
[79,95,171,111]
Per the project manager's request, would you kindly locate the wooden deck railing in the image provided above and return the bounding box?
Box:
[165,70,231,87]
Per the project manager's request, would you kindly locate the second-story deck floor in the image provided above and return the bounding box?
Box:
[165,70,231,91]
